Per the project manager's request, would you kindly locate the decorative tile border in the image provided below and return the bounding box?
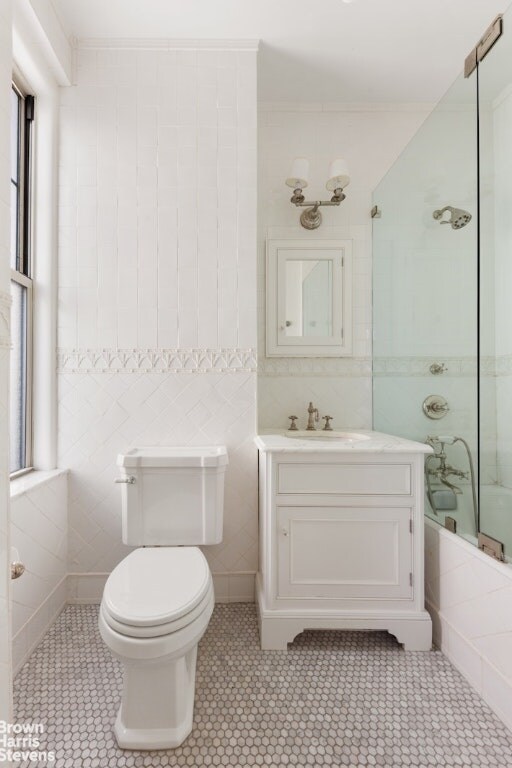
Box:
[56,349,512,377]
[57,348,257,374]
[373,356,497,377]
[258,357,372,377]
[0,290,11,349]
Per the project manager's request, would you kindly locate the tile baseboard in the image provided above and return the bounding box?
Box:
[67,571,256,604]
[12,576,68,677]
[13,570,257,676]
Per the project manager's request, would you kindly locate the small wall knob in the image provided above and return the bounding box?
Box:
[322,415,334,431]
[114,475,136,484]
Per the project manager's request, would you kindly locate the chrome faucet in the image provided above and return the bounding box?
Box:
[306,402,319,431]
[425,437,468,494]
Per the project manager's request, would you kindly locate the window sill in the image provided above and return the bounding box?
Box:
[10,468,68,499]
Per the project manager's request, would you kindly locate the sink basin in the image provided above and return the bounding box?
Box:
[284,430,371,441]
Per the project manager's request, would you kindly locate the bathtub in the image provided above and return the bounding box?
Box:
[426,482,511,563]
[424,512,512,733]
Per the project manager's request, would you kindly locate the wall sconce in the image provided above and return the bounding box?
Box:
[286,158,350,230]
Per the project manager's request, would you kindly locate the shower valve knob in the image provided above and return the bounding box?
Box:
[423,395,449,420]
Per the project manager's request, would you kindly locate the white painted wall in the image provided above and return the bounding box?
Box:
[0,0,13,728]
[58,42,259,600]
[257,103,432,432]
[10,471,67,675]
[2,0,71,696]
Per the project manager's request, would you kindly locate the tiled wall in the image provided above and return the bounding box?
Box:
[10,472,68,674]
[58,42,258,598]
[59,370,257,592]
[58,44,257,351]
[257,104,431,431]
[425,520,512,732]
[0,0,13,725]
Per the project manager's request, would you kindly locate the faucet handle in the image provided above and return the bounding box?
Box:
[322,415,334,431]
[288,416,299,431]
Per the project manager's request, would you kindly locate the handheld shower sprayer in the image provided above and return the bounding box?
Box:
[427,435,456,446]
[424,434,478,532]
[433,206,472,230]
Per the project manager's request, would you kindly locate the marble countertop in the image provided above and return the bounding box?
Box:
[255,430,433,454]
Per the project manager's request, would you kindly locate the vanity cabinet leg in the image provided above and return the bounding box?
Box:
[259,618,304,651]
[387,616,433,651]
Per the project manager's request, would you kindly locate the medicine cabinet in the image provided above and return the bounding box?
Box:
[266,239,352,357]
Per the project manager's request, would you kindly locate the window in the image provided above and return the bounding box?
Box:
[10,82,34,475]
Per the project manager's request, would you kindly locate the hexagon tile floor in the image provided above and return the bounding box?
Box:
[13,604,512,767]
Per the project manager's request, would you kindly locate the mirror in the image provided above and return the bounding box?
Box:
[285,260,333,337]
[266,239,352,357]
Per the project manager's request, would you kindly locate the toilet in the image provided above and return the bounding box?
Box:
[98,446,228,750]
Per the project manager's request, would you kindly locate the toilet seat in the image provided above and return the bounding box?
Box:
[102,547,212,635]
[101,583,213,638]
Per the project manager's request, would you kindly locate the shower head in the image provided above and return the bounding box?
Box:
[433,206,472,230]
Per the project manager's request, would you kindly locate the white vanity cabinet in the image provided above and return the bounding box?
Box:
[255,433,433,651]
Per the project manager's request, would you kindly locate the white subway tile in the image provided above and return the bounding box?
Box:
[117,305,138,348]
[218,307,238,348]
[137,305,158,348]
[177,107,197,126]
[157,308,179,348]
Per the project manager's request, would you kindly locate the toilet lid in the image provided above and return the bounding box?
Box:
[103,547,211,627]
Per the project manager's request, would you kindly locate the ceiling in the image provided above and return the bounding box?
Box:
[52,0,511,103]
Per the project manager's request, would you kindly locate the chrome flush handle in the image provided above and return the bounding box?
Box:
[11,561,25,580]
[115,475,136,484]
[10,547,25,579]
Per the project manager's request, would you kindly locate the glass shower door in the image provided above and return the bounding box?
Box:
[477,11,512,562]
[373,70,479,542]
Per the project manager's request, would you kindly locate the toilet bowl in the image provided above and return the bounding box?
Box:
[99,446,228,749]
[99,546,214,749]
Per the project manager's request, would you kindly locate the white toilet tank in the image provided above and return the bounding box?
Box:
[117,447,228,546]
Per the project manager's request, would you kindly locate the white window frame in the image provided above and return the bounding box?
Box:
[10,80,34,477]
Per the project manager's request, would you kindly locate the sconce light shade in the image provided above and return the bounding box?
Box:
[285,157,310,189]
[326,158,350,191]
[287,156,349,229]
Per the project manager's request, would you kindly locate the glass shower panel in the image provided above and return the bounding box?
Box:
[478,13,512,562]
[373,71,479,541]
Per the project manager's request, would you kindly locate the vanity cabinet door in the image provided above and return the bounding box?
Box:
[276,506,413,600]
